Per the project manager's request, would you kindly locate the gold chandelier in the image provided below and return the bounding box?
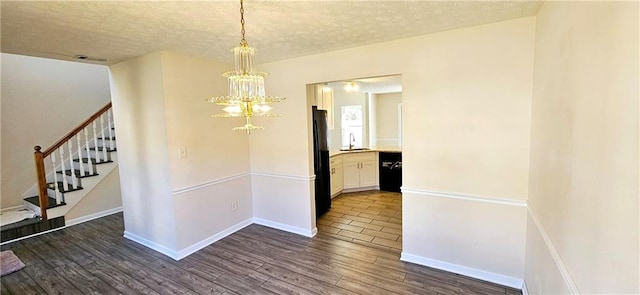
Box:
[207,0,285,134]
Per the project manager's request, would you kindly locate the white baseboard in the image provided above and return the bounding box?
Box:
[124,231,179,260]
[66,206,123,227]
[253,217,316,237]
[124,217,254,261]
[522,280,529,295]
[174,218,253,260]
[400,252,523,289]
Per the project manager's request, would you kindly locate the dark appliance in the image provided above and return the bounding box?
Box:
[379,152,402,192]
[313,106,331,218]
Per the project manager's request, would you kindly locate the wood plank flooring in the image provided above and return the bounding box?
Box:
[319,191,403,251]
[1,200,522,294]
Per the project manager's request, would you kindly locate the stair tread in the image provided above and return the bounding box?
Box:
[97,137,116,140]
[87,147,117,152]
[56,169,99,178]
[47,181,83,193]
[73,157,113,164]
[24,196,66,209]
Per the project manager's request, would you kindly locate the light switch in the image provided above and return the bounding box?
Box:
[178,146,187,158]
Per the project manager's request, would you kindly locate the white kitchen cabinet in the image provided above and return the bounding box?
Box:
[316,85,334,130]
[359,160,377,187]
[342,152,379,191]
[330,155,343,197]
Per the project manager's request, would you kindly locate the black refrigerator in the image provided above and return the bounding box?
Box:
[312,106,331,218]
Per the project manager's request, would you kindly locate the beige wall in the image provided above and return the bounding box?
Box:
[253,17,535,284]
[526,1,639,294]
[110,51,253,255]
[110,52,178,250]
[65,168,122,220]
[1,53,111,208]
[160,51,250,190]
[160,52,252,251]
[374,92,402,147]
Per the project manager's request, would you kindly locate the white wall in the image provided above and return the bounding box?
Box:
[374,92,402,147]
[110,51,253,257]
[0,53,112,208]
[110,52,178,251]
[159,52,252,251]
[65,168,122,220]
[525,2,639,294]
[253,17,535,286]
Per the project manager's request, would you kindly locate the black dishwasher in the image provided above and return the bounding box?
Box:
[379,152,402,192]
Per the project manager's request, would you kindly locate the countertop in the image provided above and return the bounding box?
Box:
[329,146,402,157]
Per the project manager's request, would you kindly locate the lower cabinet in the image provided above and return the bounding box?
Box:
[342,152,379,190]
[329,155,343,197]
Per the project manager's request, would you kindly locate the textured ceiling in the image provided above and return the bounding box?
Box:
[327,75,403,94]
[1,1,543,65]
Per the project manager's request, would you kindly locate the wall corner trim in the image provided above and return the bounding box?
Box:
[400,252,524,289]
[253,217,316,237]
[522,280,529,295]
[527,203,580,294]
[401,187,527,207]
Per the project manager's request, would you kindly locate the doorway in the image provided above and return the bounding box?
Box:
[309,74,403,252]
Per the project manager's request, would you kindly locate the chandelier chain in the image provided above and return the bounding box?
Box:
[240,0,246,43]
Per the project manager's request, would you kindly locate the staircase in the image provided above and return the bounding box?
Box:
[1,103,117,242]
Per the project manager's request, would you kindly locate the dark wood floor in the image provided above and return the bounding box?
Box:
[1,208,521,294]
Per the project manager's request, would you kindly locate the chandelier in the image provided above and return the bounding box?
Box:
[207,0,285,134]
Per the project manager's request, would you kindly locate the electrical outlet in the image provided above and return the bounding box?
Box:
[231,201,238,211]
[178,146,187,158]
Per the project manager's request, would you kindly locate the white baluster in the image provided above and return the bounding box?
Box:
[51,152,61,205]
[67,141,78,188]
[59,148,69,193]
[76,133,86,177]
[107,109,115,150]
[100,114,108,161]
[92,121,100,162]
[84,127,95,174]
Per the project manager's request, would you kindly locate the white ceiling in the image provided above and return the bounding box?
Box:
[0,1,543,65]
[327,75,403,94]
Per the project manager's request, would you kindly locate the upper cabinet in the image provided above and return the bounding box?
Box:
[316,85,334,130]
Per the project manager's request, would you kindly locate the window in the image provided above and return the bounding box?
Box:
[341,105,363,148]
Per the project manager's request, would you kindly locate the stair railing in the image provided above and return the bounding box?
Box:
[33,102,114,220]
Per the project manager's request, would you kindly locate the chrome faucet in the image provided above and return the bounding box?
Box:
[349,133,355,149]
